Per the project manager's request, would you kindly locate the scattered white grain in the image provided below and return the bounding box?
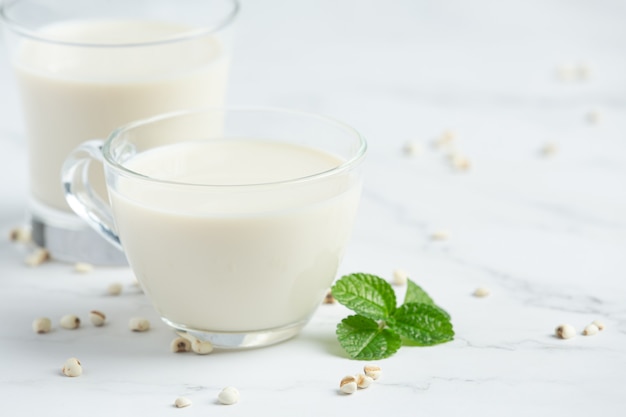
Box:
[364,365,382,380]
[582,324,599,336]
[74,262,93,274]
[9,227,31,243]
[60,314,81,330]
[190,338,213,355]
[170,336,192,353]
[355,373,374,389]
[107,282,123,296]
[556,64,578,82]
[25,248,49,267]
[592,320,605,331]
[89,310,106,327]
[540,142,558,157]
[174,332,213,354]
[61,357,82,377]
[339,376,357,394]
[473,287,491,298]
[449,152,471,171]
[403,140,423,156]
[217,387,240,405]
[174,397,192,408]
[323,290,336,304]
[555,324,576,339]
[392,269,409,286]
[432,129,457,149]
[128,317,150,332]
[430,230,449,241]
[32,317,52,334]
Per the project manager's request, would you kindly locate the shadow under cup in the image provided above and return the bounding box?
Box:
[63,108,367,349]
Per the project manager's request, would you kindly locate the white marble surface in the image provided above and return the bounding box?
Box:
[1,0,626,415]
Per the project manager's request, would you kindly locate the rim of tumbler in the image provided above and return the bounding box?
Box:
[103,107,368,188]
[0,0,240,47]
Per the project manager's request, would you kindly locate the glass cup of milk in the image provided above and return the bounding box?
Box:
[62,107,367,348]
[0,0,239,264]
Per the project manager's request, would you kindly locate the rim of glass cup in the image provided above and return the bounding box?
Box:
[0,0,240,47]
[103,106,368,188]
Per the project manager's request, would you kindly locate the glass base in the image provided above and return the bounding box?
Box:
[163,317,309,349]
[30,200,127,266]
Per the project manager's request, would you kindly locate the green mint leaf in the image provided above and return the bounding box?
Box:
[336,315,402,360]
[403,279,435,305]
[390,303,454,346]
[404,279,450,319]
[331,273,397,320]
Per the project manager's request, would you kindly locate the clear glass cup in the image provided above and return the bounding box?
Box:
[62,107,367,348]
[0,0,239,264]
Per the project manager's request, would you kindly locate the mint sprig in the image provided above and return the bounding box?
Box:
[331,273,454,360]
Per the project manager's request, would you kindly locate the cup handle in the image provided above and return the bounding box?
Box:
[62,139,122,250]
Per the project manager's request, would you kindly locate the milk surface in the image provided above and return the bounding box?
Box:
[14,20,230,211]
[109,140,361,332]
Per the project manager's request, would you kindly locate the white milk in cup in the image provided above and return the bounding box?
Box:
[62,108,367,348]
[0,0,239,264]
